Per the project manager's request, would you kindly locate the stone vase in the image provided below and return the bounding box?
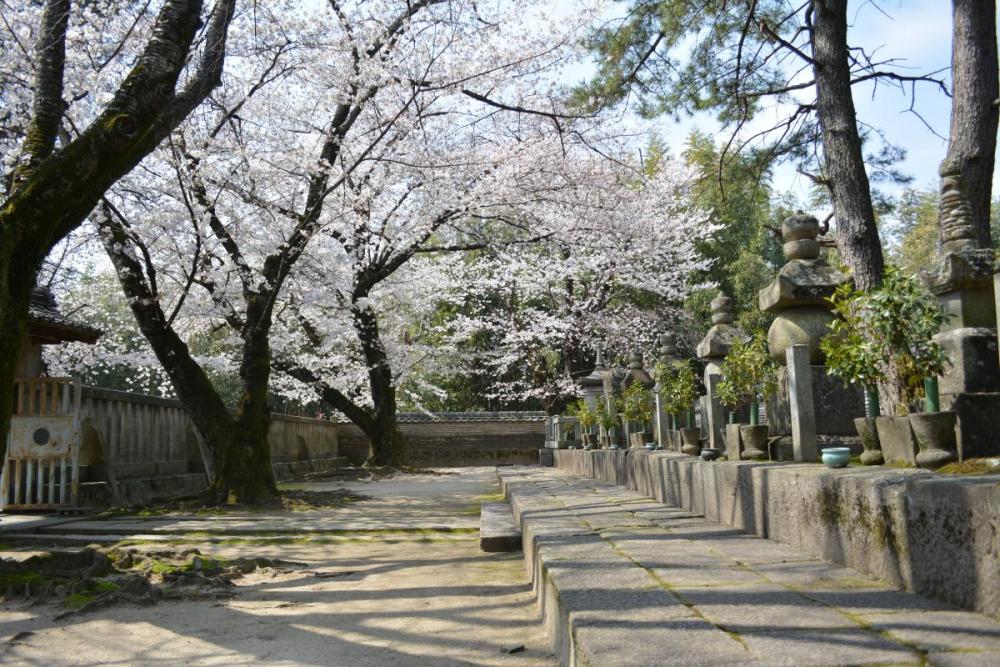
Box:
[909,412,958,469]
[853,417,884,466]
[739,425,768,460]
[680,428,702,456]
[874,416,918,465]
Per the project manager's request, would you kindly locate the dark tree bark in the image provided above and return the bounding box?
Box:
[810,0,885,291]
[947,0,999,245]
[0,0,237,460]
[97,208,277,502]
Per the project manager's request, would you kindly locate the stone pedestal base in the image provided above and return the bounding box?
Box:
[767,366,864,437]
[941,392,1000,458]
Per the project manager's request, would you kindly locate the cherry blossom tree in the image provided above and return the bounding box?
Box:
[0,0,238,458]
[440,159,713,411]
[92,0,609,491]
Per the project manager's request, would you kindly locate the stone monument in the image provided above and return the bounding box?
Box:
[696,292,746,451]
[653,332,683,449]
[761,212,864,447]
[924,159,1000,458]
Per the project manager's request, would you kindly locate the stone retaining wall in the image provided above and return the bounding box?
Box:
[337,416,545,466]
[552,449,1000,620]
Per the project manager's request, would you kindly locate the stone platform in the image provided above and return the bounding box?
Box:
[500,466,1000,667]
[553,449,1000,620]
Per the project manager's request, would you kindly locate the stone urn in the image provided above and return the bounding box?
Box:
[853,417,884,465]
[909,412,958,469]
[875,416,918,465]
[739,425,768,460]
[680,427,702,456]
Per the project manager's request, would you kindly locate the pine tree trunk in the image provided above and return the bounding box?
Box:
[810,0,885,291]
[948,0,999,244]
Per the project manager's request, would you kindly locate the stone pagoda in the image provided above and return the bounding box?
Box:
[696,292,745,450]
[760,212,863,442]
[923,159,1000,457]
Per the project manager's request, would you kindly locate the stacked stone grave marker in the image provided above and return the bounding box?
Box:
[924,160,1000,458]
[695,293,746,456]
[760,213,864,461]
[653,333,683,450]
[621,351,655,448]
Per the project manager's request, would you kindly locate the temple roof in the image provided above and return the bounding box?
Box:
[27,288,101,345]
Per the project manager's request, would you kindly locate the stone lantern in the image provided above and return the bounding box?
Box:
[759,212,864,447]
[696,292,745,450]
[924,159,1000,458]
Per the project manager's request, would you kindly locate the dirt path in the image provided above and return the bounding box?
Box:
[0,468,554,666]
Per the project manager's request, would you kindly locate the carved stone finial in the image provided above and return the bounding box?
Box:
[781,212,821,260]
[938,159,978,253]
[710,292,735,325]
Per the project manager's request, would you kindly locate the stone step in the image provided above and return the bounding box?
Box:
[500,466,1000,667]
[479,501,522,552]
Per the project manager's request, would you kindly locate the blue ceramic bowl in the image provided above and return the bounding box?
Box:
[644,442,657,450]
[821,447,851,469]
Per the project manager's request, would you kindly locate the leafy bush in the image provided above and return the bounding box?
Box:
[716,333,777,416]
[820,267,949,414]
[618,382,653,430]
[660,361,699,426]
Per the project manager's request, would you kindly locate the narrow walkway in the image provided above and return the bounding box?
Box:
[502,467,1000,667]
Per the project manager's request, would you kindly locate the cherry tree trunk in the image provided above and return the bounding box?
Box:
[352,297,407,468]
[210,323,278,502]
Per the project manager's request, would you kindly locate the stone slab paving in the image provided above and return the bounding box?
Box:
[7,468,495,538]
[501,466,1000,667]
[0,467,555,666]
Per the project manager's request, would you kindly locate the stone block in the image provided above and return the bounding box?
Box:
[945,392,1000,458]
[935,327,1000,396]
[723,423,742,460]
[479,501,522,552]
[769,366,864,437]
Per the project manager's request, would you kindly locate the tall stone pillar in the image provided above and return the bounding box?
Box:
[925,160,1000,458]
[760,213,864,445]
[696,293,745,450]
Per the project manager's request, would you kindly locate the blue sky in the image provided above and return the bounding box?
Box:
[559,0,997,208]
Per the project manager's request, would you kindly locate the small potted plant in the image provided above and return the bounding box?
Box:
[597,399,619,449]
[664,362,701,456]
[618,382,654,449]
[717,333,777,461]
[822,282,886,465]
[571,399,599,449]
